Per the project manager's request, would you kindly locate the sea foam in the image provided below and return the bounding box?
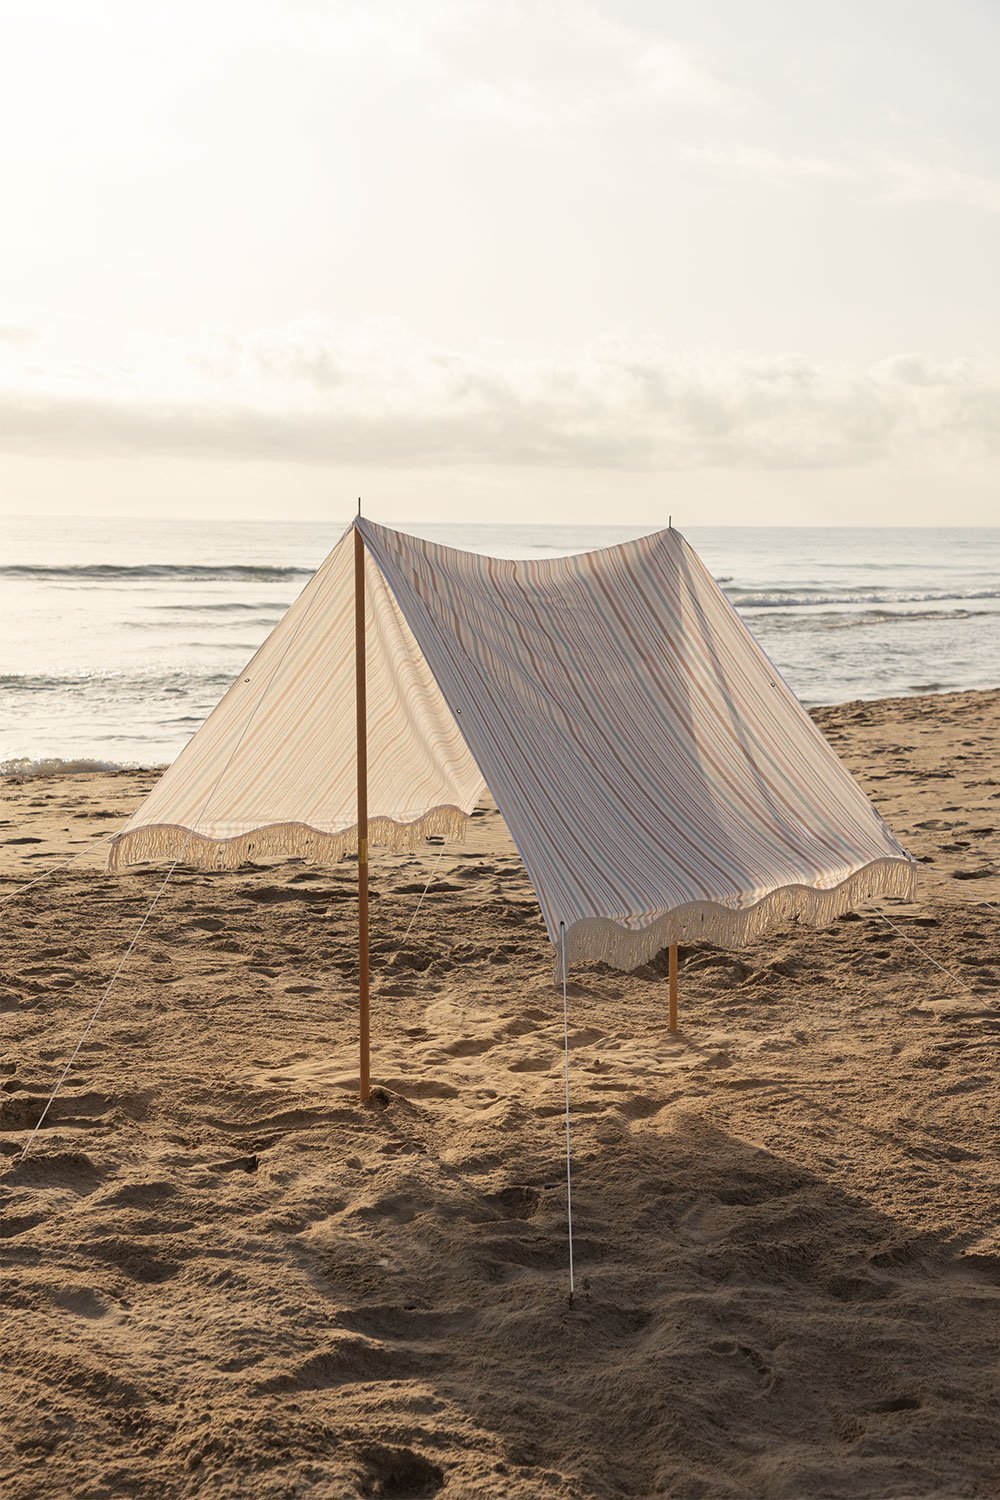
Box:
[0,756,140,778]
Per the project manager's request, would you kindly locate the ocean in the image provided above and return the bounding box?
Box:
[2,516,998,773]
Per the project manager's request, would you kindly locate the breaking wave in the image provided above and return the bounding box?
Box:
[0,563,312,583]
[0,669,234,694]
[728,586,1000,609]
[760,606,993,632]
[146,600,291,613]
[0,755,141,778]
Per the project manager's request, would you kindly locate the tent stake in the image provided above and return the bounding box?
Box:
[355,522,371,1103]
[668,942,678,1032]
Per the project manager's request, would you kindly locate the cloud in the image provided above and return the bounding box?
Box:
[415,1,746,128]
[875,154,1000,214]
[1,322,999,473]
[684,141,1000,213]
[204,1,745,133]
[680,145,858,182]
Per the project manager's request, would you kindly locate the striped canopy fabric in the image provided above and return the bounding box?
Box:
[110,519,915,970]
[108,525,486,871]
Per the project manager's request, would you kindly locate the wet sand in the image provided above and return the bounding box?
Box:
[2,689,999,1498]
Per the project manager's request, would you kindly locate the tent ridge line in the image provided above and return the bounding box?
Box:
[106,806,472,873]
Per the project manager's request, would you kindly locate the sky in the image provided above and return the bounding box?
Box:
[1,0,999,526]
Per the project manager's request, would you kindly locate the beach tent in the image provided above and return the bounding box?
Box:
[110,518,915,1100]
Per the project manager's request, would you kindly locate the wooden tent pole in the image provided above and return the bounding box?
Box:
[354,521,371,1103]
[668,943,678,1032]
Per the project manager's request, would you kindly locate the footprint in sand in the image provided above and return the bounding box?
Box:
[507,1055,551,1073]
[868,1393,922,1414]
[52,1286,112,1319]
[441,1036,496,1058]
[481,1184,542,1220]
[357,1445,444,1497]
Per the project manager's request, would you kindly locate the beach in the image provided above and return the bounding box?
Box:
[2,687,999,1497]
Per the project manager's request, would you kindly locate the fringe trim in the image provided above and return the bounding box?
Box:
[109,821,915,983]
[107,805,472,872]
[557,857,918,975]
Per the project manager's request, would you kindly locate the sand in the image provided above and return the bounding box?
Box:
[2,689,999,1499]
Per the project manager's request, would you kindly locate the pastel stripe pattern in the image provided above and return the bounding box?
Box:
[110,519,915,970]
[359,520,915,967]
[108,524,486,872]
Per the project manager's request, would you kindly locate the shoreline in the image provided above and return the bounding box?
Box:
[4,682,999,786]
